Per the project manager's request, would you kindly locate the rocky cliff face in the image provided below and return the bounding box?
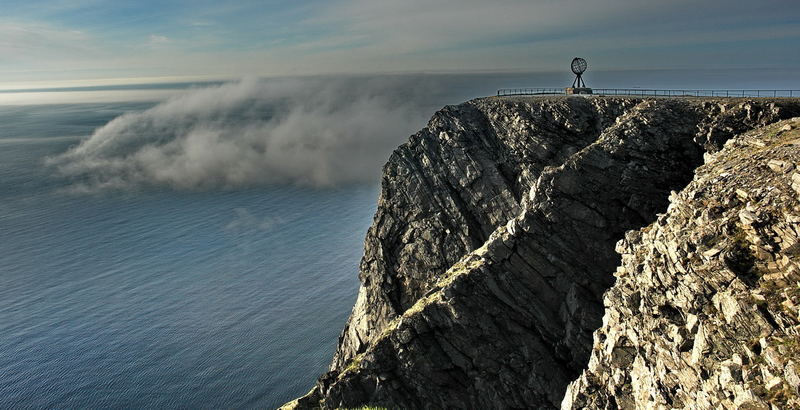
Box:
[563,118,800,409]
[331,97,639,371]
[284,96,800,409]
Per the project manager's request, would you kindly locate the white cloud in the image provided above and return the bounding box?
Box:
[147,34,170,46]
[0,20,93,59]
[47,76,440,191]
[1,1,798,86]
[306,0,671,54]
[285,0,800,72]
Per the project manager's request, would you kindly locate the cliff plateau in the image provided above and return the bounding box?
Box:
[284,96,800,409]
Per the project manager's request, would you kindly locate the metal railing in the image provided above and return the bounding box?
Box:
[496,88,564,96]
[497,88,800,98]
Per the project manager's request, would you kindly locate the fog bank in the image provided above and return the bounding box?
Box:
[49,76,440,191]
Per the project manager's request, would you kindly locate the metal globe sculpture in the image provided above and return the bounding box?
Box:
[571,57,587,75]
[571,57,588,88]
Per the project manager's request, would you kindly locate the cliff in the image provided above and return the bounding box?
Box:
[283,96,800,409]
[563,118,800,409]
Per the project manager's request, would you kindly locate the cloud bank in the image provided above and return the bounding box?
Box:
[49,76,436,191]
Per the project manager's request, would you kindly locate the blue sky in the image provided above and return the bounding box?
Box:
[1,0,799,87]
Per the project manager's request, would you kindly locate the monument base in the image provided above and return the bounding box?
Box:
[565,87,593,95]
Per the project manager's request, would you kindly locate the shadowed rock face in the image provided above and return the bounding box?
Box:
[331,97,641,371]
[284,97,800,409]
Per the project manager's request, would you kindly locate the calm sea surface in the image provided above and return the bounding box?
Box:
[0,102,379,408]
[1,70,797,408]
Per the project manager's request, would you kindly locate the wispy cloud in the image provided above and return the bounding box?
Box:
[0,20,93,58]
[1,0,799,85]
[304,0,800,58]
[147,34,169,46]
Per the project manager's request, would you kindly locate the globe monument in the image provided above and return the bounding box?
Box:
[565,57,593,95]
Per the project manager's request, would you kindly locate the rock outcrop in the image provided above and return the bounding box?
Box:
[332,97,640,371]
[284,97,800,409]
[563,118,800,409]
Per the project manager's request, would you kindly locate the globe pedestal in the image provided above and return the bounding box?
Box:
[565,87,593,95]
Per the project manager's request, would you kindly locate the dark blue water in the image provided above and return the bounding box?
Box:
[0,103,377,408]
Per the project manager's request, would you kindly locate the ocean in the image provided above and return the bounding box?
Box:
[1,70,798,408]
[0,102,381,408]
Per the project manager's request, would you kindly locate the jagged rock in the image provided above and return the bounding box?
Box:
[284,98,800,409]
[563,118,800,409]
[332,97,641,370]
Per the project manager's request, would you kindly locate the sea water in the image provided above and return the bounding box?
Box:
[0,103,379,408]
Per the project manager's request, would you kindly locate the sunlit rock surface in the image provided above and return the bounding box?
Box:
[563,118,800,409]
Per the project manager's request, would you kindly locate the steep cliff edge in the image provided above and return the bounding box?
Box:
[563,118,800,409]
[332,97,639,371]
[284,97,800,409]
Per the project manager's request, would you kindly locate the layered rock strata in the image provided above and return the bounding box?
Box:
[563,118,800,409]
[332,97,640,371]
[285,97,800,409]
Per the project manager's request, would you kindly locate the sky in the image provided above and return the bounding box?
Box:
[1,0,799,88]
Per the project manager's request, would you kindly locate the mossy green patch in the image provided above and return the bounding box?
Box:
[339,353,365,380]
